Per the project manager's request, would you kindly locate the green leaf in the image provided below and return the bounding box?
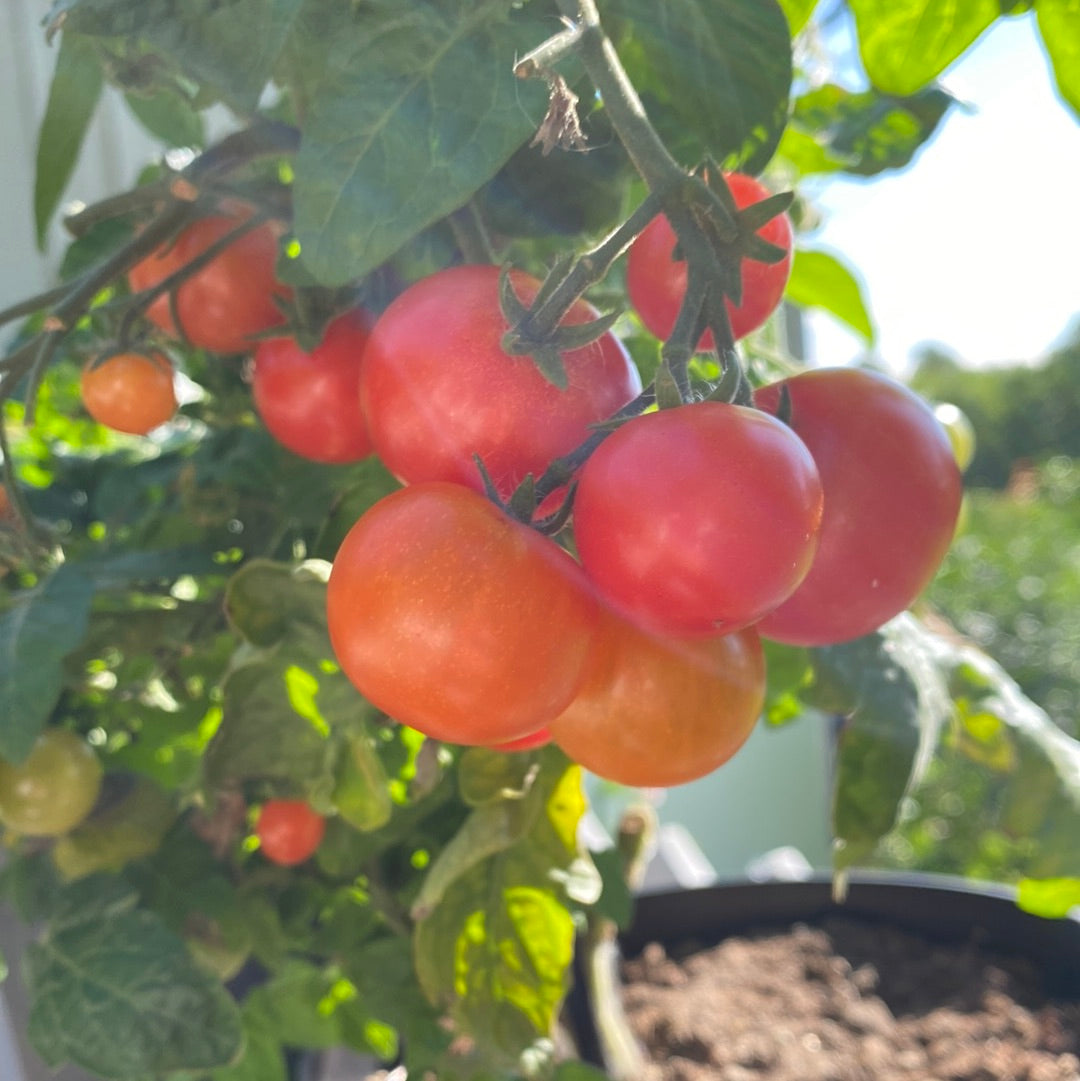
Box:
[212,999,287,1081]
[848,0,999,95]
[60,0,306,113]
[1016,877,1080,919]
[224,559,331,648]
[124,88,206,148]
[761,639,814,726]
[26,907,243,1080]
[290,1,549,285]
[35,31,104,248]
[605,0,792,172]
[0,564,95,763]
[1037,0,1080,120]
[777,0,818,34]
[811,615,948,871]
[779,83,955,178]
[413,752,591,1063]
[203,651,337,793]
[785,249,875,343]
[332,726,392,832]
[51,777,176,881]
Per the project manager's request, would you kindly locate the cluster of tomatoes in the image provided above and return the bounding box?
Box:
[78,173,961,805]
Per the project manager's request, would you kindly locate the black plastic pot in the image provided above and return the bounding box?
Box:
[572,871,1080,1070]
[625,872,1080,993]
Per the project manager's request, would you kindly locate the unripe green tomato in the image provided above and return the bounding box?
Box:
[934,402,976,473]
[0,730,103,837]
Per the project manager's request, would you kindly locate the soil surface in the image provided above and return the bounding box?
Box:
[621,915,1080,1081]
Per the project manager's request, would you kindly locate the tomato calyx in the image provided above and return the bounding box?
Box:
[497,265,621,390]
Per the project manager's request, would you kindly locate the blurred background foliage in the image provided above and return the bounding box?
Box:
[869,324,1080,878]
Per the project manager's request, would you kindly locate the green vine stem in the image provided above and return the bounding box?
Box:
[579,803,657,1081]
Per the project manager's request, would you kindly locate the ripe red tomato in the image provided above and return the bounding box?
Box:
[255,799,325,866]
[490,728,552,753]
[327,482,598,745]
[754,368,963,646]
[358,265,641,502]
[252,311,373,464]
[128,212,289,354]
[0,729,103,837]
[572,402,823,635]
[626,172,793,347]
[81,351,178,435]
[549,608,764,787]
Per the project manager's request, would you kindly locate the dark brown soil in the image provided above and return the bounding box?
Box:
[621,916,1080,1081]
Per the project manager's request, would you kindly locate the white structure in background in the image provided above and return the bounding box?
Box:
[0,7,835,1080]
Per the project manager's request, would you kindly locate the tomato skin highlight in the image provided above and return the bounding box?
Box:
[252,311,373,464]
[358,265,641,501]
[754,368,963,646]
[326,482,599,745]
[128,213,289,354]
[490,728,552,753]
[0,730,103,837]
[81,351,178,435]
[255,800,326,866]
[549,609,765,788]
[626,172,793,348]
[572,402,823,635]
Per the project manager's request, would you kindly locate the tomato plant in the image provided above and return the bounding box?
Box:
[252,310,373,463]
[572,401,823,635]
[626,172,794,347]
[0,729,103,837]
[80,350,177,435]
[128,212,289,354]
[1,2,1070,1079]
[359,264,640,501]
[754,368,963,646]
[549,608,765,788]
[326,482,598,745]
[255,799,326,866]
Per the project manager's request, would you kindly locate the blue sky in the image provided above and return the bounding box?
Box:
[801,12,1080,375]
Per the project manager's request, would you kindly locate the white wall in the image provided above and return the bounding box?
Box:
[0,2,163,316]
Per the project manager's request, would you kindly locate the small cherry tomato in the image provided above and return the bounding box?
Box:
[128,212,289,354]
[255,799,326,866]
[549,608,765,788]
[359,265,640,502]
[80,351,177,435]
[572,401,823,635]
[252,311,373,463]
[626,172,793,347]
[754,368,963,646]
[327,482,598,745]
[0,729,103,837]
